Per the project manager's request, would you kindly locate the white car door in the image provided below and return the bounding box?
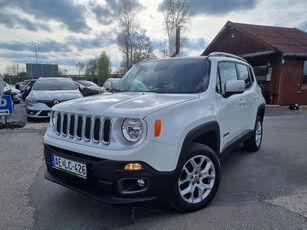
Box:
[236,63,255,131]
[215,61,246,149]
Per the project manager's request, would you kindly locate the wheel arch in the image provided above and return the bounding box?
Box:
[257,103,265,121]
[176,121,220,171]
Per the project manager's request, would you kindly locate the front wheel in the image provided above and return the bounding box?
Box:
[172,143,221,212]
[243,116,263,152]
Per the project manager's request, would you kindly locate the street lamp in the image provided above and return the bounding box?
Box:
[31,40,39,63]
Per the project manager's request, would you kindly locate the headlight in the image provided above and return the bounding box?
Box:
[122,118,143,142]
[26,98,37,105]
[51,111,57,127]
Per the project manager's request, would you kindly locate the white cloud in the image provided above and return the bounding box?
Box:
[0,0,306,74]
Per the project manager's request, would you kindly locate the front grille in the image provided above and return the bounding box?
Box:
[38,100,66,108]
[55,112,111,144]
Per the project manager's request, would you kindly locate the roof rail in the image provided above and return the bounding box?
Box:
[208,52,246,62]
[141,57,159,62]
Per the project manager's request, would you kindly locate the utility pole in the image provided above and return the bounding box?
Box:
[31,40,39,63]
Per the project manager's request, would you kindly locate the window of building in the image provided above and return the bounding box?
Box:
[303,61,307,84]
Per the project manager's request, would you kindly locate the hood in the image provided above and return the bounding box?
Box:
[53,92,199,118]
[29,90,82,101]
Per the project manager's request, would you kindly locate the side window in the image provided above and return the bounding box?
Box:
[237,64,251,89]
[218,62,238,94]
[249,67,255,84]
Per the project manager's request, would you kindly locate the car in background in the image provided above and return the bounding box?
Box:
[21,79,36,101]
[3,82,14,104]
[102,78,121,93]
[4,82,22,104]
[25,77,82,120]
[20,79,33,92]
[14,82,23,90]
[75,80,103,96]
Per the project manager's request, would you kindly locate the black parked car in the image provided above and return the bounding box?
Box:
[75,80,103,96]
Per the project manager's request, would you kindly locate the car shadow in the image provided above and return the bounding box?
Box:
[29,166,177,229]
[30,147,262,229]
[27,118,50,123]
[30,147,257,229]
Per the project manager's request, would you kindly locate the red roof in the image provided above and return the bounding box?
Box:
[204,21,307,54]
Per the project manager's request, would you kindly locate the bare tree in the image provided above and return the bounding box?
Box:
[5,63,21,77]
[76,62,85,77]
[117,0,154,73]
[58,68,69,77]
[117,0,139,71]
[5,63,23,84]
[161,0,192,55]
[132,29,153,64]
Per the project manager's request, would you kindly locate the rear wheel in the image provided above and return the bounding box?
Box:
[172,143,220,212]
[243,116,263,152]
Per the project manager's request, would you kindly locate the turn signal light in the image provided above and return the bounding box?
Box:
[155,120,161,137]
[124,163,144,170]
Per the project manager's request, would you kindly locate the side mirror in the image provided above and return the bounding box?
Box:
[225,80,245,94]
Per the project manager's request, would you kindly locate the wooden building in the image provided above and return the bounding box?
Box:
[202,21,307,106]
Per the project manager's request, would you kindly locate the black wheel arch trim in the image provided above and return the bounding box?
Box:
[176,121,220,170]
[257,103,265,119]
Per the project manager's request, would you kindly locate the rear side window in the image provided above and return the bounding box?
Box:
[217,62,238,94]
[249,67,255,84]
[237,64,252,89]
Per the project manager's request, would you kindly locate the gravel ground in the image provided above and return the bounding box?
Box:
[0,129,45,229]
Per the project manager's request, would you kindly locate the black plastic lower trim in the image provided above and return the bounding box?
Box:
[44,144,177,204]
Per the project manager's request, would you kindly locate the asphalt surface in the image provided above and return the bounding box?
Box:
[0,103,306,229]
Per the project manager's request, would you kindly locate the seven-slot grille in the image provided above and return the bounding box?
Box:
[55,112,111,144]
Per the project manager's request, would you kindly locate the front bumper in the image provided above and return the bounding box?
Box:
[44,144,177,204]
[13,93,22,102]
[26,103,51,118]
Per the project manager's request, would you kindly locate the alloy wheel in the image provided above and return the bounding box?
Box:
[178,155,216,204]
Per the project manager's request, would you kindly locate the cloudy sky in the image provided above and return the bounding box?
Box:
[0,0,306,75]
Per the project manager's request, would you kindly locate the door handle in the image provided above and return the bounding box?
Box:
[254,95,259,101]
[239,99,246,105]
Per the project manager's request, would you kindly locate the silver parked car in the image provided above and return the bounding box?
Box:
[25,77,82,120]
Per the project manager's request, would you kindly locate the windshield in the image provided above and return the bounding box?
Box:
[77,81,98,87]
[33,79,77,90]
[115,59,210,94]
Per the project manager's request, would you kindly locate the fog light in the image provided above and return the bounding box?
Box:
[137,179,145,187]
[124,163,144,170]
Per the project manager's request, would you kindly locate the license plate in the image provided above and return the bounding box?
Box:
[47,112,51,117]
[51,155,87,179]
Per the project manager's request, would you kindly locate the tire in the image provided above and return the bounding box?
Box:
[243,116,263,152]
[172,143,221,212]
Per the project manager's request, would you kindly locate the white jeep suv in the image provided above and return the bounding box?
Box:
[44,53,265,211]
